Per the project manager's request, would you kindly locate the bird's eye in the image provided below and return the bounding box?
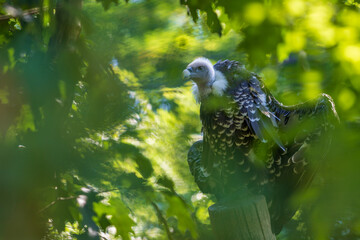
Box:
[198,66,204,71]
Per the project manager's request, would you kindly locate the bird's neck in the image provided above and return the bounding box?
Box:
[192,70,228,103]
[199,82,213,97]
[192,82,211,103]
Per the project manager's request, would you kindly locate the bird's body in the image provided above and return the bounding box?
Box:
[185,58,338,234]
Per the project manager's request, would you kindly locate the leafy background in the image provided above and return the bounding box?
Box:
[0,0,360,239]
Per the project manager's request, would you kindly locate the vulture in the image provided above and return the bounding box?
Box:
[184,57,339,235]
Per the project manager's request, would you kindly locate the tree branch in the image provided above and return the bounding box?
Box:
[0,6,47,21]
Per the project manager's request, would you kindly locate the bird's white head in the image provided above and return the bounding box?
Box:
[183,57,215,85]
[183,57,228,102]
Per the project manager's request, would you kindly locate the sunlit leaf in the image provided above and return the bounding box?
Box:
[94,197,135,240]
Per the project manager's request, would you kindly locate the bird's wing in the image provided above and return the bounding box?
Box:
[265,93,339,234]
[267,93,339,190]
[232,74,285,151]
[267,93,338,184]
[187,140,210,193]
[187,140,224,197]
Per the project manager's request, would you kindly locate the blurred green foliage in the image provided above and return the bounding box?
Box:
[0,0,360,239]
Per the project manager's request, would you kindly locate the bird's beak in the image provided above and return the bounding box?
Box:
[183,67,193,80]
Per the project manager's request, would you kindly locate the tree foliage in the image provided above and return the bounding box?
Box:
[0,0,360,239]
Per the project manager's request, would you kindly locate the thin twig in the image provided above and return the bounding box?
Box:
[38,196,77,213]
[38,188,121,214]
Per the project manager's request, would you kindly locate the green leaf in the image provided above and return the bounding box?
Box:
[116,172,146,189]
[98,213,112,230]
[112,142,154,178]
[157,175,175,192]
[49,198,79,232]
[165,195,198,238]
[96,0,119,10]
[94,197,135,240]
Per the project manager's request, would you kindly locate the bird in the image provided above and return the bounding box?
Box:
[184,57,339,235]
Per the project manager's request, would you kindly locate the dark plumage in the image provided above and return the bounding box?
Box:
[184,58,339,235]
